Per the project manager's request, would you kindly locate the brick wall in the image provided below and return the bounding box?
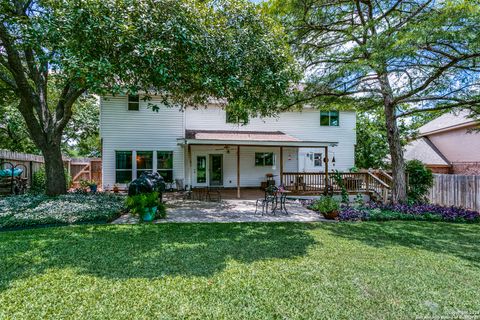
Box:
[451,162,480,175]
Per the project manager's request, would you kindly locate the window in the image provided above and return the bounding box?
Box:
[255,152,275,166]
[157,151,173,182]
[128,95,139,111]
[136,151,153,177]
[313,153,323,167]
[115,151,132,183]
[320,111,339,126]
[226,111,248,125]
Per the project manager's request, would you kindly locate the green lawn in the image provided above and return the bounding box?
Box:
[1,222,479,319]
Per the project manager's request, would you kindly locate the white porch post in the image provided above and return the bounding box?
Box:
[132,150,137,180]
[237,145,241,199]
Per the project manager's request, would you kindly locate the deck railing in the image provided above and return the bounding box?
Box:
[282,171,392,202]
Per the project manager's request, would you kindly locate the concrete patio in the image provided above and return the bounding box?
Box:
[112,199,330,224]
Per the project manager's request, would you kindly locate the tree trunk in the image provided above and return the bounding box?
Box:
[41,138,67,196]
[384,103,407,203]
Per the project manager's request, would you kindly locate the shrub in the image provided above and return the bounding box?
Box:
[332,170,349,203]
[310,196,340,213]
[30,166,72,194]
[0,193,125,229]
[126,192,159,216]
[406,160,433,204]
[156,202,167,219]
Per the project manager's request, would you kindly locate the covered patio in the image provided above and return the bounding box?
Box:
[179,130,337,199]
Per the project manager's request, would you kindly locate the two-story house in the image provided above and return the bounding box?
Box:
[100,95,356,197]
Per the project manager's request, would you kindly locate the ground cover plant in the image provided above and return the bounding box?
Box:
[1,222,479,319]
[339,203,480,223]
[0,193,125,229]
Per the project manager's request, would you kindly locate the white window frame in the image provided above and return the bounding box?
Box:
[128,95,140,111]
[313,153,323,167]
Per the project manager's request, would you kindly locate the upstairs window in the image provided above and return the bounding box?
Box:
[115,151,132,183]
[226,111,248,125]
[255,152,275,166]
[128,95,139,111]
[320,111,339,126]
[157,151,174,182]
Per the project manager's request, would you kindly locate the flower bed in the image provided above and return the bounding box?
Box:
[0,193,125,229]
[339,203,480,223]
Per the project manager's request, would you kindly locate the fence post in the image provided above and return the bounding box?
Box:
[29,161,33,186]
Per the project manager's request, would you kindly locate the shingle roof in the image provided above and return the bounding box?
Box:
[404,137,450,166]
[418,110,476,135]
[185,130,300,142]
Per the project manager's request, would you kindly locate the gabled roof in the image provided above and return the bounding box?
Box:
[404,137,450,166]
[418,110,477,136]
[181,130,337,147]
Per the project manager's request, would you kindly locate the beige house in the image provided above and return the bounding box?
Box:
[404,111,480,174]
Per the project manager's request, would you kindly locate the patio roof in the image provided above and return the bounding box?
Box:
[179,130,337,147]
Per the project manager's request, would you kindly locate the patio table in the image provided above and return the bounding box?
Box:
[272,190,290,215]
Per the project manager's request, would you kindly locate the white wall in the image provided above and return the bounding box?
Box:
[186,106,356,171]
[100,95,185,188]
[100,98,356,188]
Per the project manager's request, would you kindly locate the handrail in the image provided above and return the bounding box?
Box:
[379,169,393,180]
[367,172,390,189]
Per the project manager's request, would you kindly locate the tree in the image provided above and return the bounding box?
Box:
[0,93,38,153]
[270,0,480,203]
[62,95,101,157]
[0,0,297,195]
[355,109,447,169]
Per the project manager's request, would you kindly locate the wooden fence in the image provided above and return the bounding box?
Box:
[0,149,102,191]
[428,174,480,212]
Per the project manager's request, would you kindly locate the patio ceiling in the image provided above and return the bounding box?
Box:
[179,130,338,147]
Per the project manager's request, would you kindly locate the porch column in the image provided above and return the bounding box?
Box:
[280,146,284,186]
[237,145,241,198]
[324,146,329,191]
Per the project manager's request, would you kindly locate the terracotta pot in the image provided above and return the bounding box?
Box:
[323,210,339,220]
[113,186,119,193]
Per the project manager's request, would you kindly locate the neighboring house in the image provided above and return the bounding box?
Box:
[404,110,480,174]
[100,95,356,195]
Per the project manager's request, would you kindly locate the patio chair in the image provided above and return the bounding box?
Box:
[255,185,278,215]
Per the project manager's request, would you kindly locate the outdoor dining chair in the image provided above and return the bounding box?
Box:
[255,185,278,215]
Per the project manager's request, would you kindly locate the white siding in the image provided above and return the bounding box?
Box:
[100,99,357,188]
[100,95,185,188]
[187,145,298,187]
[186,106,356,171]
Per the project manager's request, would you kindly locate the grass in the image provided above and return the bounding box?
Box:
[1,222,479,319]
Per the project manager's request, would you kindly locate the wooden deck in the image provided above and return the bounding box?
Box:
[282,171,393,202]
[172,170,394,202]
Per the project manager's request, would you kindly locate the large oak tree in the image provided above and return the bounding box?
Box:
[271,0,480,203]
[0,0,297,195]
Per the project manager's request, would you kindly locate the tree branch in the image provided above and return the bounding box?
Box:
[396,101,480,118]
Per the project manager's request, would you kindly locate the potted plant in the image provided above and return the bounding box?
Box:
[126,192,159,222]
[88,180,98,193]
[112,184,120,193]
[79,179,98,193]
[311,196,340,219]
